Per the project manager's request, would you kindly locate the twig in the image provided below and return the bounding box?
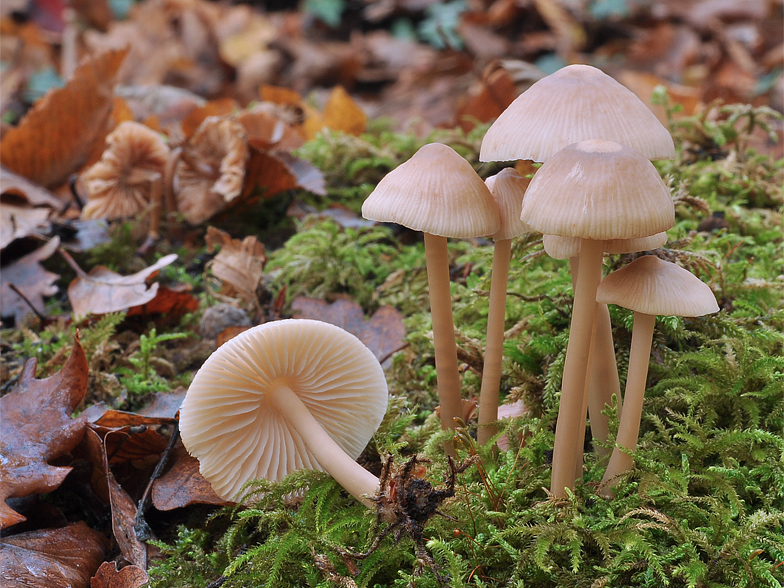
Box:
[134,422,180,541]
[8,283,48,322]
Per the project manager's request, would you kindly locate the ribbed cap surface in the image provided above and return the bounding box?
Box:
[596,255,719,316]
[480,64,675,163]
[485,168,532,241]
[362,143,500,238]
[519,140,674,240]
[180,319,388,500]
[543,232,667,259]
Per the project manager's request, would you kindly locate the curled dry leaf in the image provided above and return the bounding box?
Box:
[0,522,108,588]
[0,237,60,325]
[0,335,88,529]
[0,48,128,188]
[64,251,177,319]
[90,561,149,588]
[81,121,170,221]
[0,166,63,208]
[0,204,51,250]
[174,116,248,225]
[205,226,266,302]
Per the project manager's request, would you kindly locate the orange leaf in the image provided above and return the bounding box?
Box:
[322,85,367,136]
[260,84,303,106]
[181,97,240,139]
[90,561,149,588]
[0,48,128,188]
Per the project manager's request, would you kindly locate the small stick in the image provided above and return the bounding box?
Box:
[134,422,180,541]
[8,283,48,322]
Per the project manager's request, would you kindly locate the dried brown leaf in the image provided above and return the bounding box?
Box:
[205,226,266,302]
[0,166,63,208]
[152,443,230,510]
[0,336,88,529]
[181,98,240,140]
[0,48,128,188]
[0,522,108,588]
[0,237,60,325]
[321,85,367,136]
[90,561,149,588]
[0,204,51,250]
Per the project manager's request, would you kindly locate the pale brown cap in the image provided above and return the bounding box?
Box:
[179,319,388,500]
[480,64,674,163]
[174,116,248,225]
[519,140,674,241]
[81,122,169,220]
[597,255,719,317]
[543,232,667,259]
[485,168,532,241]
[362,143,500,238]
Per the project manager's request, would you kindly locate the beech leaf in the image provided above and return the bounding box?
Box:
[205,226,266,302]
[0,335,89,529]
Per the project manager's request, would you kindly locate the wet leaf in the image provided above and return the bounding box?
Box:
[152,443,230,510]
[65,252,178,319]
[90,561,149,588]
[0,522,108,588]
[0,237,60,326]
[291,297,405,367]
[205,226,266,302]
[0,48,128,188]
[88,410,175,465]
[0,336,88,529]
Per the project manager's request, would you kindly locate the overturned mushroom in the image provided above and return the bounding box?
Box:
[180,319,388,507]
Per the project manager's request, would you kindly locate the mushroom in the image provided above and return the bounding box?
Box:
[361,143,499,455]
[477,168,531,445]
[81,121,169,221]
[597,256,718,492]
[173,115,248,225]
[479,63,675,163]
[179,319,388,507]
[518,140,674,496]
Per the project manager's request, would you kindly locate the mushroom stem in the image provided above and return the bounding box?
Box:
[268,383,379,508]
[588,302,623,458]
[550,238,604,496]
[424,232,462,457]
[477,238,512,445]
[601,311,655,492]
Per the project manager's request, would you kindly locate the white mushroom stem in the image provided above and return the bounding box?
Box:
[424,232,462,457]
[601,311,655,492]
[550,238,604,496]
[477,238,512,445]
[588,302,623,458]
[267,382,379,508]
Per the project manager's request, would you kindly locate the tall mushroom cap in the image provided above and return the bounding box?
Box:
[542,232,667,260]
[179,319,388,500]
[362,143,500,238]
[81,121,169,220]
[480,64,675,163]
[597,255,719,317]
[485,168,532,241]
[519,140,674,241]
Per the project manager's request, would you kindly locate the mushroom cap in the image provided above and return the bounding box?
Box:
[485,167,532,241]
[542,232,667,259]
[179,319,388,500]
[174,116,248,225]
[519,140,674,240]
[480,64,675,163]
[361,143,500,238]
[596,255,719,317]
[81,121,169,220]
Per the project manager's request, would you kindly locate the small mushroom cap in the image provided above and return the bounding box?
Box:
[519,140,674,241]
[81,121,169,220]
[179,319,388,500]
[596,255,719,317]
[542,232,667,259]
[361,143,500,238]
[485,168,532,241]
[480,64,674,163]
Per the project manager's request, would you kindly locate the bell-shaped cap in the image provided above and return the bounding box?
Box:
[362,143,500,238]
[480,64,675,163]
[543,232,667,259]
[519,140,674,241]
[485,168,532,241]
[179,319,388,500]
[597,255,719,317]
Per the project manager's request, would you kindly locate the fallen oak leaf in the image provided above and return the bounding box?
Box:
[0,48,129,188]
[0,522,108,588]
[60,249,177,319]
[0,237,60,328]
[90,561,148,588]
[151,442,230,511]
[0,334,88,529]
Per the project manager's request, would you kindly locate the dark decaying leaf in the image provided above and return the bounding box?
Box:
[0,522,108,588]
[0,48,128,188]
[88,410,175,465]
[0,237,60,325]
[291,297,405,367]
[152,443,230,511]
[90,561,149,588]
[0,336,88,529]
